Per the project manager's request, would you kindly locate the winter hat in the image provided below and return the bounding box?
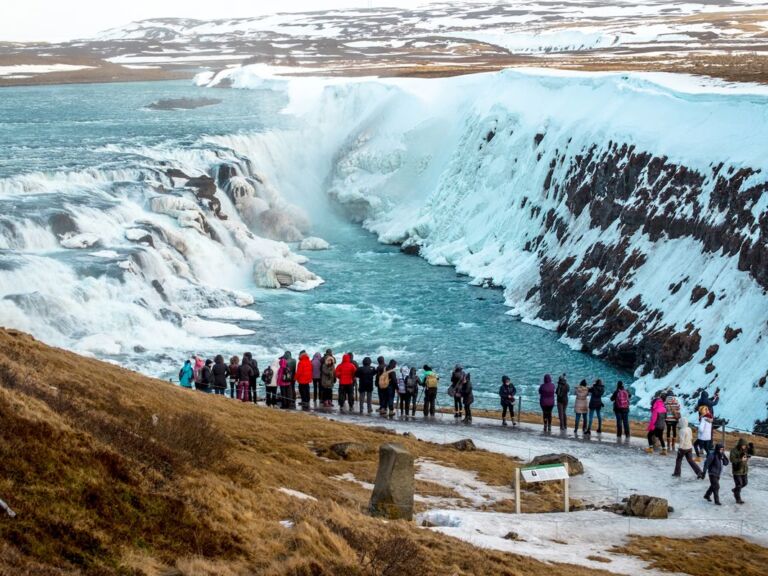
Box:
[737,438,747,448]
[205,359,212,366]
[502,375,510,384]
[423,364,432,371]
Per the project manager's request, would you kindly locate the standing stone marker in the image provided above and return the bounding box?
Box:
[369,443,414,521]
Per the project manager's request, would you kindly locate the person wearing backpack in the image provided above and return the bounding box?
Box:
[397,366,409,416]
[450,365,466,420]
[261,364,276,407]
[228,356,240,399]
[586,378,605,435]
[673,417,704,479]
[645,394,668,454]
[610,381,631,439]
[461,373,474,424]
[348,352,360,405]
[356,357,376,414]
[320,354,336,408]
[664,389,681,450]
[242,352,260,404]
[422,365,439,417]
[574,380,589,435]
[335,354,357,412]
[295,351,314,410]
[539,374,555,433]
[555,374,569,430]
[499,375,516,427]
[276,355,289,408]
[211,354,228,396]
[404,366,420,417]
[178,359,194,389]
[703,443,729,505]
[730,438,753,504]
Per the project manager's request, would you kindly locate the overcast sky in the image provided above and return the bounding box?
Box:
[1,0,480,42]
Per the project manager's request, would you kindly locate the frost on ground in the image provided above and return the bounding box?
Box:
[278,487,318,502]
[214,65,768,432]
[321,410,768,575]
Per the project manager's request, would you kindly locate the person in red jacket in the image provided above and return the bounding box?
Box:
[335,354,357,412]
[295,351,314,410]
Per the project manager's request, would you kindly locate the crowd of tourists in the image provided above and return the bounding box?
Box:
[177,351,755,505]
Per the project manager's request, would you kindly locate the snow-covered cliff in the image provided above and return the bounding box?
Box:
[209,66,768,431]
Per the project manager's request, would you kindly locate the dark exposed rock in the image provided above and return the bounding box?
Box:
[369,443,414,521]
[146,97,221,111]
[705,363,716,374]
[326,442,374,461]
[724,326,742,343]
[625,494,669,519]
[48,213,78,237]
[702,344,719,363]
[690,285,708,303]
[528,453,583,476]
[449,439,476,451]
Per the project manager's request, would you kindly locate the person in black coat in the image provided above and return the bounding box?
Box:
[703,443,729,505]
[242,352,260,403]
[356,357,377,414]
[499,376,516,427]
[197,359,212,393]
[461,373,474,424]
[586,379,605,435]
[211,355,229,396]
[555,374,569,431]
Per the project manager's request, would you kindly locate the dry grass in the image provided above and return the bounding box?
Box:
[0,328,614,576]
[613,535,768,576]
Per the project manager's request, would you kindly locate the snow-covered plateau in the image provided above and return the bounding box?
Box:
[205,65,768,432]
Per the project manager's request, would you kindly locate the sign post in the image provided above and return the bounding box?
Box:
[516,463,570,513]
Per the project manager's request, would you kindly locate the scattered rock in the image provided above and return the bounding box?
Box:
[449,439,476,452]
[528,453,584,476]
[369,443,414,521]
[625,494,669,519]
[299,236,330,251]
[690,285,708,304]
[702,344,719,363]
[503,531,523,541]
[327,442,374,461]
[724,326,742,343]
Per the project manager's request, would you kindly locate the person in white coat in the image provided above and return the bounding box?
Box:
[672,417,704,479]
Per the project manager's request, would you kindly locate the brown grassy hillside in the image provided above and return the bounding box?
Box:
[0,328,616,576]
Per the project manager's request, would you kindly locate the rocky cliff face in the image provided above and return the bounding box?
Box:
[235,67,768,430]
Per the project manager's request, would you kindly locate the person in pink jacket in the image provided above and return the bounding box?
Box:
[645,394,668,454]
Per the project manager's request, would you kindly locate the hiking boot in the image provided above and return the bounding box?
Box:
[704,494,711,502]
[660,449,668,456]
[584,430,591,436]
[715,501,722,506]
[597,428,602,434]
[644,447,654,454]
[502,419,508,426]
[694,456,702,463]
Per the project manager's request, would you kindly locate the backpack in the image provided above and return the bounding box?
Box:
[193,366,202,384]
[282,364,294,383]
[424,373,439,389]
[378,370,392,389]
[616,389,629,410]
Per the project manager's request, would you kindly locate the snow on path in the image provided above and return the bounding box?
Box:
[278,487,317,501]
[318,410,768,575]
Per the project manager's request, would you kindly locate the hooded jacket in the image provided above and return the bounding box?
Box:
[295,353,314,385]
[311,352,323,380]
[696,390,719,412]
[212,358,228,388]
[555,376,569,405]
[648,397,667,431]
[539,374,555,409]
[335,354,357,386]
[730,440,750,476]
[664,392,680,422]
[703,444,729,477]
[677,418,694,450]
[574,384,589,414]
[357,359,377,392]
[320,357,336,389]
[698,413,713,442]
[179,361,194,388]
[499,382,516,407]
[588,381,605,410]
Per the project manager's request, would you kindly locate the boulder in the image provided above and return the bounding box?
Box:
[369,443,414,521]
[449,439,476,451]
[625,494,669,519]
[299,236,330,251]
[328,442,373,461]
[528,453,584,476]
